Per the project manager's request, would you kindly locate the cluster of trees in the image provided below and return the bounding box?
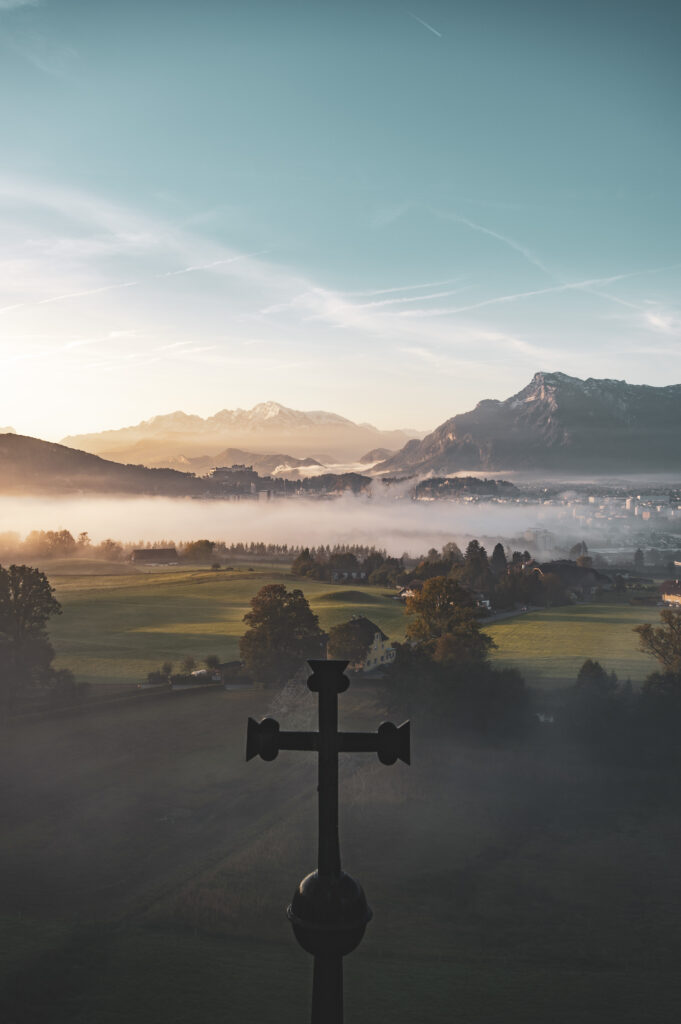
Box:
[290,539,604,609]
[406,540,571,610]
[556,608,681,759]
[0,530,124,562]
[238,576,529,736]
[292,545,406,585]
[0,563,85,713]
[0,532,319,566]
[385,576,529,735]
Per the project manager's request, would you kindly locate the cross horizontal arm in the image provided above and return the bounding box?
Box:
[246,716,410,765]
[336,732,379,753]
[339,722,410,765]
[278,731,318,752]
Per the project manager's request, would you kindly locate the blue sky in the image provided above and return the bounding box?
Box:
[1,0,680,440]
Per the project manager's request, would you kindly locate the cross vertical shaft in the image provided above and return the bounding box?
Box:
[317,673,341,879]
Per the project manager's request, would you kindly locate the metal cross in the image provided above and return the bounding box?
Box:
[246,659,410,1024]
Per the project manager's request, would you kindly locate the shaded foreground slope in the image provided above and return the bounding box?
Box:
[2,689,681,1023]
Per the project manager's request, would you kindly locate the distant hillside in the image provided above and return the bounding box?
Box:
[145,447,324,478]
[359,447,395,464]
[374,372,681,476]
[62,402,422,464]
[0,434,205,496]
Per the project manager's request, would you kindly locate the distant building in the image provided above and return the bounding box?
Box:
[522,528,557,551]
[131,547,178,564]
[209,464,259,494]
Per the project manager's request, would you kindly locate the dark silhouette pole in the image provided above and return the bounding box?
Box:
[246,659,410,1023]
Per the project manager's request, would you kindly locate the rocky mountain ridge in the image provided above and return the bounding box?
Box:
[373,372,681,476]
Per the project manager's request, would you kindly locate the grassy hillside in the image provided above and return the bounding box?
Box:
[2,689,681,1023]
[48,564,407,686]
[487,601,660,688]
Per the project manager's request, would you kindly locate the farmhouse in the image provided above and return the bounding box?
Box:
[131,547,178,564]
[347,616,396,673]
[660,580,681,606]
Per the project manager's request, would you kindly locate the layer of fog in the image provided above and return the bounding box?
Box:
[2,492,598,556]
[272,459,381,479]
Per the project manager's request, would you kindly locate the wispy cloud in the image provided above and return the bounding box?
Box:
[344,277,463,297]
[332,287,468,311]
[156,251,270,278]
[408,12,442,37]
[37,281,138,306]
[2,29,77,76]
[431,207,553,278]
[384,266,681,320]
[2,174,680,442]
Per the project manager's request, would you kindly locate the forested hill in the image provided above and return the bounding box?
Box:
[0,433,204,496]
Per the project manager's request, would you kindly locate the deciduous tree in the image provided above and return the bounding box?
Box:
[0,564,62,711]
[405,576,495,665]
[327,618,374,666]
[240,584,325,686]
[635,609,681,675]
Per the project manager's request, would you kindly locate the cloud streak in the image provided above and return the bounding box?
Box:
[408,12,442,37]
[432,207,553,278]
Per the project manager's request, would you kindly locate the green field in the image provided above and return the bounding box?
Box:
[46,560,662,691]
[487,601,660,689]
[2,687,681,1023]
[47,562,407,686]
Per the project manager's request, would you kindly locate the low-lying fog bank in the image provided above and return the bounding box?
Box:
[0,492,634,556]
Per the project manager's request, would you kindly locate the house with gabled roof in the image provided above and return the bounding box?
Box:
[661,580,681,607]
[346,615,396,673]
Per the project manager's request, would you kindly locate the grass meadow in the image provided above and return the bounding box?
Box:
[487,601,660,689]
[47,562,408,687]
[45,559,660,691]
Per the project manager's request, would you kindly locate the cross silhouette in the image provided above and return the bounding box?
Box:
[246,659,410,1024]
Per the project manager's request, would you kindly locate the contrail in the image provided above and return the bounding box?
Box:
[37,281,138,305]
[0,250,272,314]
[408,11,442,37]
[157,249,270,278]
[345,277,462,297]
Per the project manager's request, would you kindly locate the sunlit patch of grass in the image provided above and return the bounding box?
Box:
[486,600,661,688]
[48,566,407,686]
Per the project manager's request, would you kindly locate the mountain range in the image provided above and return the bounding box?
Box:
[374,372,681,476]
[4,373,681,496]
[61,402,421,465]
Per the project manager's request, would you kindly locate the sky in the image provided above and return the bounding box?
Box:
[1,0,680,441]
